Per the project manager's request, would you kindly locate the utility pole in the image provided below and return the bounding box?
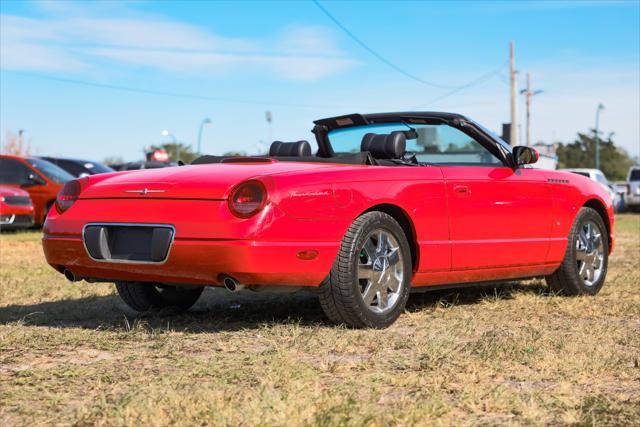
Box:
[520,72,543,147]
[595,103,605,170]
[509,42,518,146]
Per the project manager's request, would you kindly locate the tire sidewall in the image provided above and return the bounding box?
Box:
[349,213,412,328]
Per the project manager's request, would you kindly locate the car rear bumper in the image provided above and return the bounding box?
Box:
[42,233,337,287]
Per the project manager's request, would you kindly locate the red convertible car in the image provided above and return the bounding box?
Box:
[43,112,614,328]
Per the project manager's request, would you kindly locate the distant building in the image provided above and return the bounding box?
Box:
[532,142,558,157]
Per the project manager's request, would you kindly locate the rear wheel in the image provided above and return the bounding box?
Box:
[545,207,609,295]
[319,211,412,328]
[115,281,204,312]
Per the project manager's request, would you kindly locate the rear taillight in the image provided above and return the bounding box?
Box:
[228,180,267,218]
[55,179,86,214]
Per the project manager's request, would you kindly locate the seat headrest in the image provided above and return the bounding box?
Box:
[269,140,312,157]
[360,131,406,159]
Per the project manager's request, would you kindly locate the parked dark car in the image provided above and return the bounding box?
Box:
[40,157,114,178]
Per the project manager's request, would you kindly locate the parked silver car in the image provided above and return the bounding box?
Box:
[625,166,640,211]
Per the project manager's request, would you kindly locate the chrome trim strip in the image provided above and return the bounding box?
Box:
[81,222,176,265]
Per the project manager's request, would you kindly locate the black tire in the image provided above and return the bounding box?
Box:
[545,207,609,296]
[319,211,412,328]
[115,281,204,312]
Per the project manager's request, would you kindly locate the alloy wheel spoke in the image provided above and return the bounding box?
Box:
[387,247,400,266]
[377,231,389,255]
[578,261,586,277]
[575,250,587,261]
[377,286,389,309]
[388,269,401,292]
[361,281,377,305]
[585,265,594,282]
[363,239,377,260]
[358,264,375,280]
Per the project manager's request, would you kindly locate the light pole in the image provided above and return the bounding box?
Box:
[595,103,605,170]
[161,129,178,161]
[197,118,212,154]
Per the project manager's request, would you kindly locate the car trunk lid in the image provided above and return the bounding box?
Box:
[79,161,335,200]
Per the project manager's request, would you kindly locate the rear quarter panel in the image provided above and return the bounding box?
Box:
[269,165,449,272]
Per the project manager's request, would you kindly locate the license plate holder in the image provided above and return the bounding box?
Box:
[83,223,174,263]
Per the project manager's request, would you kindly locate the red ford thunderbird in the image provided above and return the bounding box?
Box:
[42,112,614,328]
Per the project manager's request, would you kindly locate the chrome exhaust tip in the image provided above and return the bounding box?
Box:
[63,269,78,282]
[221,275,244,292]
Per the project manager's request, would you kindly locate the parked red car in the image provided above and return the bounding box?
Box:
[0,155,74,226]
[42,112,614,328]
[0,185,35,230]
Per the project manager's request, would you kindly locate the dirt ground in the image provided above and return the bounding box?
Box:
[1,214,638,426]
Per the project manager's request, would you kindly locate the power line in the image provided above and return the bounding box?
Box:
[2,70,338,109]
[312,0,460,89]
[410,60,509,109]
[313,0,510,104]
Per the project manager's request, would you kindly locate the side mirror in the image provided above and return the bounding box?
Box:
[512,146,539,166]
[24,173,46,186]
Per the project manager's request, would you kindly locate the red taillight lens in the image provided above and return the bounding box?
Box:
[228,180,267,218]
[55,179,84,214]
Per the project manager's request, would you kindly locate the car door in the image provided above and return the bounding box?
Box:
[443,165,553,269]
[410,124,553,270]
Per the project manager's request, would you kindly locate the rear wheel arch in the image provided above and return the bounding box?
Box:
[583,198,611,248]
[363,203,418,271]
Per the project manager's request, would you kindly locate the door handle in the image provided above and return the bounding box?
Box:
[454,185,471,196]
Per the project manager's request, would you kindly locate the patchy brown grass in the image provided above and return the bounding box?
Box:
[1,214,639,426]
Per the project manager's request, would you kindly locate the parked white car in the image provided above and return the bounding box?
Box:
[625,166,640,211]
[561,168,624,212]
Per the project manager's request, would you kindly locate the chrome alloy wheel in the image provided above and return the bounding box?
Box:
[576,220,605,287]
[357,229,405,313]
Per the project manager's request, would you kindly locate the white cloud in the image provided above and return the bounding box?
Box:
[0,11,357,81]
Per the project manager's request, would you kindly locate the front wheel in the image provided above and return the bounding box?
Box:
[115,282,204,312]
[319,211,412,328]
[545,207,609,295]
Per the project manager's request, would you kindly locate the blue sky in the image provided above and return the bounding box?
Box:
[1,0,639,162]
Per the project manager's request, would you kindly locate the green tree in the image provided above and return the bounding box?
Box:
[556,130,634,181]
[146,143,199,163]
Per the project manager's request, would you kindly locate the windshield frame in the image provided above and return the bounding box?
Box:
[314,112,513,167]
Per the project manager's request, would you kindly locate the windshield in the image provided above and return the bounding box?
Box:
[328,122,502,165]
[27,158,74,183]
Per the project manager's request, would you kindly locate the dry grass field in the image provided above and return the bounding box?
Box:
[1,214,639,426]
